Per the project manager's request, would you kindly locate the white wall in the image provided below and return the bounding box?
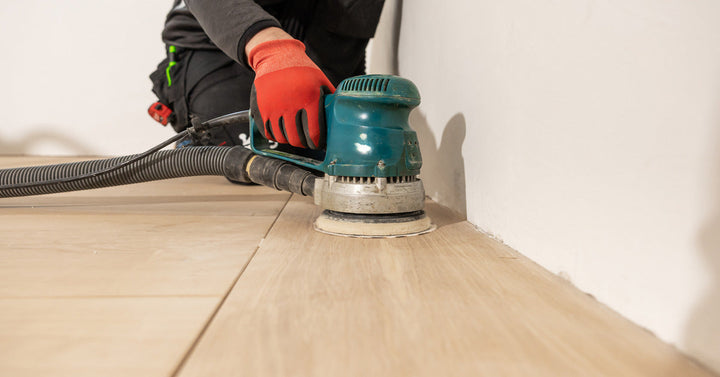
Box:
[0,0,173,156]
[384,0,720,372]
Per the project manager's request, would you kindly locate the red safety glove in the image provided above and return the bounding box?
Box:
[249,39,335,150]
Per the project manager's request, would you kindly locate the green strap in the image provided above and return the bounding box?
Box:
[166,45,177,87]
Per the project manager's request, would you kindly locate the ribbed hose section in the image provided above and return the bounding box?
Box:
[0,147,231,198]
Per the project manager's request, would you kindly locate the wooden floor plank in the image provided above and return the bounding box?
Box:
[0,297,218,377]
[0,156,291,375]
[0,161,289,297]
[0,211,268,297]
[178,195,714,377]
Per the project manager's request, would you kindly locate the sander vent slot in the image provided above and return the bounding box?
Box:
[336,176,418,184]
[340,77,391,93]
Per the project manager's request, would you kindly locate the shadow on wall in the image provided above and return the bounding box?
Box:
[367,0,467,216]
[0,128,96,156]
[410,111,468,219]
[685,125,720,372]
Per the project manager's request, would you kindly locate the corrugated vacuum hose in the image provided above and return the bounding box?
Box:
[0,111,318,198]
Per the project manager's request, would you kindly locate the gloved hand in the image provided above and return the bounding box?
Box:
[249,39,335,150]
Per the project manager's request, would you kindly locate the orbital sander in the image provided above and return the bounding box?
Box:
[250,74,434,237]
[0,74,434,238]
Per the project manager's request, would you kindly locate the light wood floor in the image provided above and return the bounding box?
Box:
[0,156,715,377]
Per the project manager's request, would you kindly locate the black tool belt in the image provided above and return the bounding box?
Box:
[150,46,240,132]
[149,46,191,132]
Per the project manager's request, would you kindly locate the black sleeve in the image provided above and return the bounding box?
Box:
[184,0,281,64]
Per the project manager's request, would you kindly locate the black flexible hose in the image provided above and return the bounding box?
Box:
[0,145,318,199]
[0,109,319,199]
[245,154,317,197]
[1,130,190,192]
[0,147,233,198]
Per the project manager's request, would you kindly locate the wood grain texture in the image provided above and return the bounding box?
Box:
[178,196,715,377]
[0,297,217,377]
[0,157,290,297]
[0,156,291,375]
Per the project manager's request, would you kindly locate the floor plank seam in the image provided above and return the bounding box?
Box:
[169,194,294,377]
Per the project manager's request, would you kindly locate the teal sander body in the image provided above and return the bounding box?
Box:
[250,75,435,237]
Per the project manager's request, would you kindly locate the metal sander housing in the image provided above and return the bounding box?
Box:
[313,175,425,214]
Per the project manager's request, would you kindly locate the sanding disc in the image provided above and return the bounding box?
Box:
[314,210,436,238]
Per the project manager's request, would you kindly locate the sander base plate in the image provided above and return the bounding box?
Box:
[313,210,436,238]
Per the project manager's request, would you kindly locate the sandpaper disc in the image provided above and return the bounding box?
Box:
[313,210,436,238]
